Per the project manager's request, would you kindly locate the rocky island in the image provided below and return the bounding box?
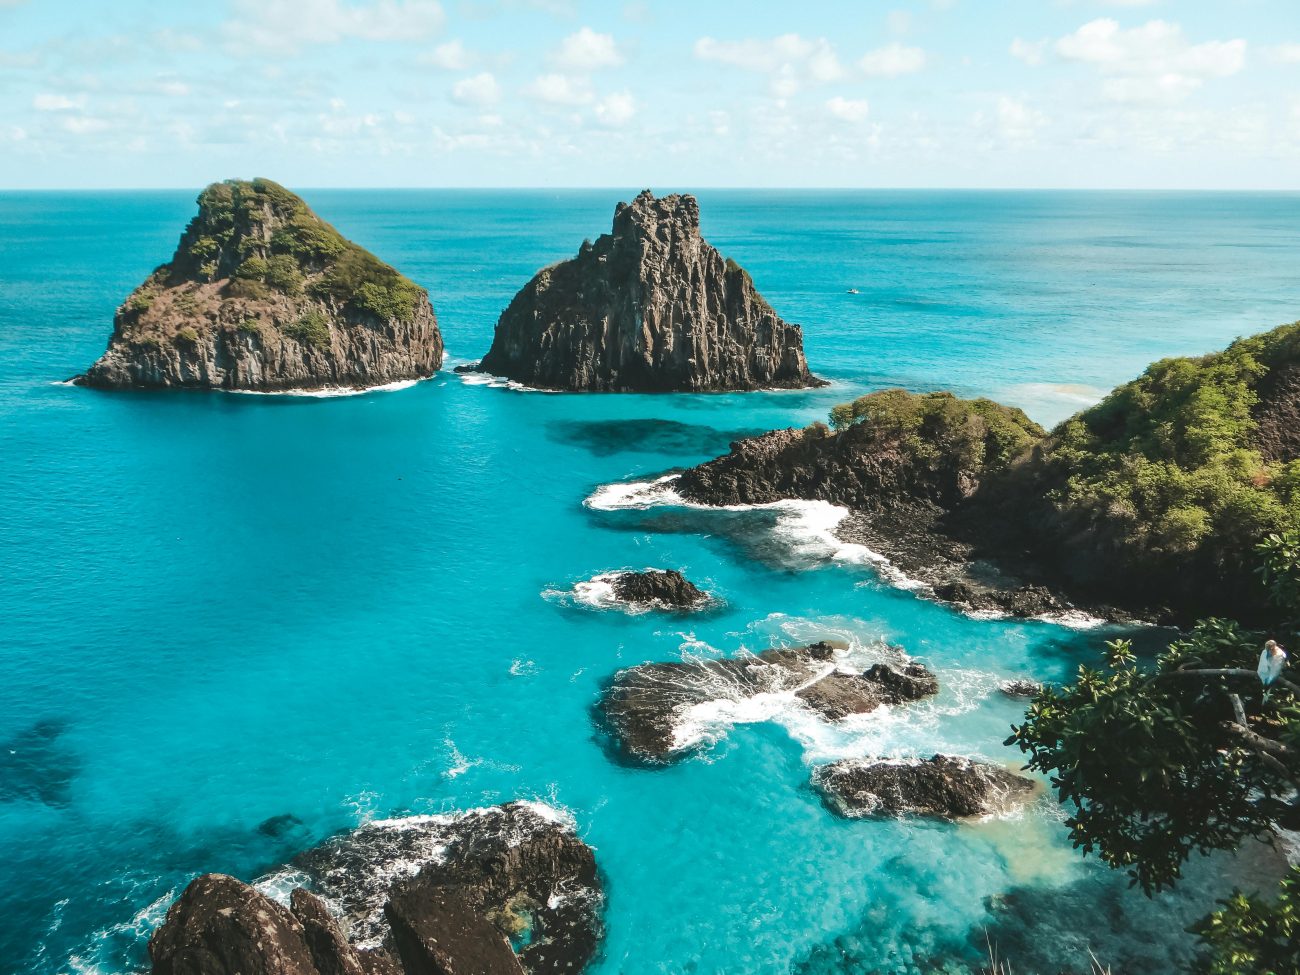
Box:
[149,802,602,975]
[597,640,937,764]
[469,190,823,392]
[76,178,443,392]
[676,321,1300,623]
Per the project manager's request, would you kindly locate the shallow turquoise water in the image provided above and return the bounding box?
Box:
[2,190,1299,975]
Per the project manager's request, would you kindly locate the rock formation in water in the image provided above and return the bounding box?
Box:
[471,190,823,392]
[812,755,1037,819]
[607,569,708,610]
[597,641,937,764]
[76,178,443,391]
[148,803,602,975]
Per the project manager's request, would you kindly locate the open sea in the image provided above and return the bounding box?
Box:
[2,189,1300,975]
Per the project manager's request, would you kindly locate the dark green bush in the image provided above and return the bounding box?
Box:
[282,310,331,349]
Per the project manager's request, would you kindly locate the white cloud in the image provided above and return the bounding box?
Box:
[525,72,592,105]
[996,96,1047,143]
[62,116,110,134]
[1270,43,1300,64]
[552,27,623,71]
[1056,19,1245,101]
[452,71,499,106]
[224,0,445,54]
[594,91,635,126]
[424,39,472,70]
[1010,37,1047,67]
[858,42,926,78]
[825,95,870,123]
[694,34,844,96]
[33,93,83,111]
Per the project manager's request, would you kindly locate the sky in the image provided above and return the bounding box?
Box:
[0,0,1298,189]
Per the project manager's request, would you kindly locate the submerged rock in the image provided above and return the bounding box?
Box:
[597,641,937,764]
[149,803,602,975]
[607,569,708,610]
[77,178,443,392]
[812,755,1037,820]
[473,190,823,392]
[998,679,1044,699]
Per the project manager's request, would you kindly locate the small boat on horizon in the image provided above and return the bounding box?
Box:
[846,288,860,294]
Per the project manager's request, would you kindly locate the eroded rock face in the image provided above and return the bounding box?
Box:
[149,804,602,975]
[77,178,443,392]
[474,190,822,392]
[608,569,708,610]
[149,874,325,975]
[812,755,1037,820]
[597,641,937,764]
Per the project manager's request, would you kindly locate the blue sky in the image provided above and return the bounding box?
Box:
[0,0,1297,188]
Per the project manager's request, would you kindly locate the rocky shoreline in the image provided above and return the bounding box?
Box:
[812,755,1038,820]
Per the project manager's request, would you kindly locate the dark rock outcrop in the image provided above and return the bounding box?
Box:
[597,641,937,764]
[77,178,443,392]
[812,755,1037,819]
[148,804,602,975]
[149,874,326,975]
[472,190,822,392]
[607,569,708,610]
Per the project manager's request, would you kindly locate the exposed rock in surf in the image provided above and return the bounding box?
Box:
[149,873,330,975]
[998,679,1044,699]
[608,569,708,610]
[812,755,1037,820]
[930,581,1069,619]
[795,663,938,721]
[76,178,443,392]
[473,190,823,392]
[597,641,937,764]
[149,803,602,975]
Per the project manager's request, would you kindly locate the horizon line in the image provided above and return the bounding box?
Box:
[5,185,1300,194]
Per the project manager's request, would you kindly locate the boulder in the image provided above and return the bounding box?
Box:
[608,569,708,609]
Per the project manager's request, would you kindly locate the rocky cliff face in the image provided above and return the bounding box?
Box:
[77,179,443,391]
[473,190,822,392]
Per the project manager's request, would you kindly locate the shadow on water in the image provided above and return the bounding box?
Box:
[0,718,80,807]
[548,418,768,458]
[792,835,1289,975]
[588,505,817,573]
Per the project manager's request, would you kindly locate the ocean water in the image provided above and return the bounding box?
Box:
[2,189,1299,975]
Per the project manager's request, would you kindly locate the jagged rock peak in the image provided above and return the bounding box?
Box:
[472,189,824,392]
[76,178,443,392]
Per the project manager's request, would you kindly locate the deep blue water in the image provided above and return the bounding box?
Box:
[2,190,1299,975]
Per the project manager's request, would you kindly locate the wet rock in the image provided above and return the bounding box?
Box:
[385,886,523,975]
[931,581,1069,619]
[289,803,602,975]
[607,569,708,610]
[291,889,365,975]
[999,680,1043,699]
[474,190,823,392]
[795,663,938,721]
[598,642,936,764]
[812,755,1037,820]
[149,804,603,975]
[149,873,319,975]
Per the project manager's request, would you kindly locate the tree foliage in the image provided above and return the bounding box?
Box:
[1008,530,1300,972]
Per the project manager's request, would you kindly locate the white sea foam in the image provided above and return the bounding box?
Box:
[225,377,426,398]
[584,475,926,588]
[455,366,559,393]
[657,615,1007,765]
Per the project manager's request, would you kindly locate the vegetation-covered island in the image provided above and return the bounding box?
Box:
[76,178,444,392]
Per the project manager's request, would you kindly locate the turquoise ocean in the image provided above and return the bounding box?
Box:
[2,190,1299,974]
